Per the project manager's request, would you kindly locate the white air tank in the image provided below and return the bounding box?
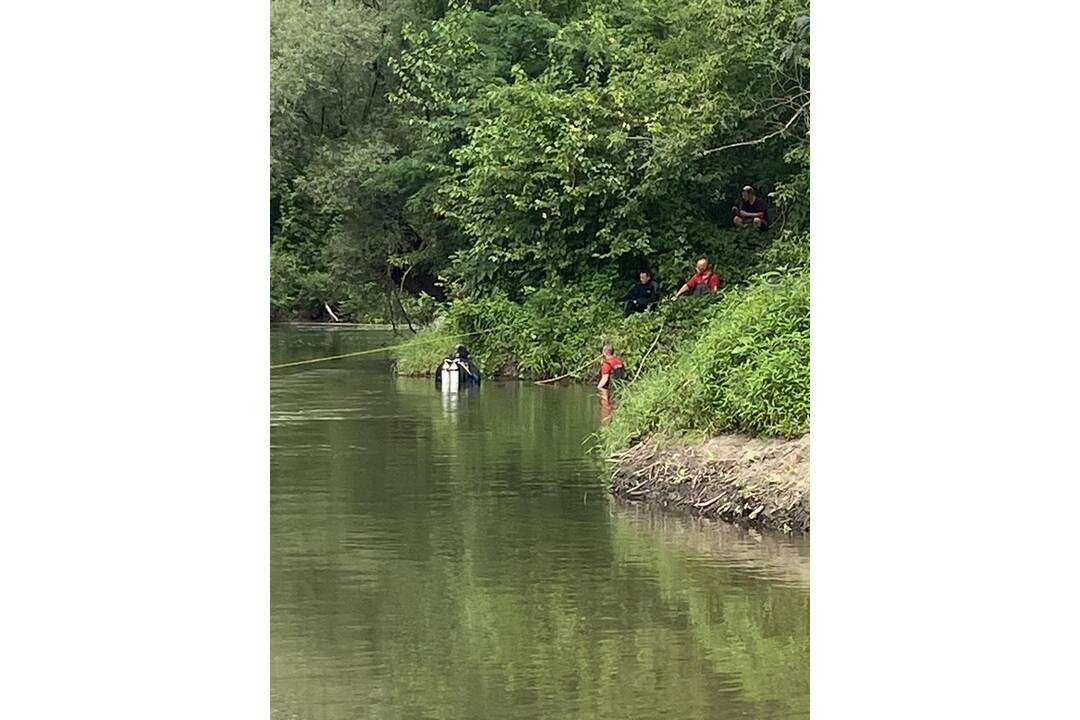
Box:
[440,360,460,392]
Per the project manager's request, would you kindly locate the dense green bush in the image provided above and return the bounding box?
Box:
[602,271,809,448]
[270,246,341,321]
[272,243,440,324]
[270,247,301,321]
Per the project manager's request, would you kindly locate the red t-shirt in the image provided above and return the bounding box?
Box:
[685,270,720,292]
[600,356,624,376]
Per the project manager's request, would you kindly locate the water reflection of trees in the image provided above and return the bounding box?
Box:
[272,374,808,719]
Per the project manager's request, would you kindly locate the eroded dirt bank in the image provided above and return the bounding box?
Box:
[609,434,809,533]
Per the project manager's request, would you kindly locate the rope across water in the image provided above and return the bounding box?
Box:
[269,326,502,370]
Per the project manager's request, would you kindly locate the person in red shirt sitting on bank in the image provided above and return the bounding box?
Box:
[674,257,722,298]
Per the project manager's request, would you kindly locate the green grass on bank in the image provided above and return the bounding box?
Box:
[392,324,461,376]
[394,271,809,450]
[601,272,809,451]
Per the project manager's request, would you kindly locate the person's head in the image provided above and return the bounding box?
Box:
[695,257,710,274]
[741,185,755,202]
[638,270,651,284]
[601,342,614,357]
[454,344,469,359]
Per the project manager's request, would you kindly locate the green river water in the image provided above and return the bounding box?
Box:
[271,325,809,720]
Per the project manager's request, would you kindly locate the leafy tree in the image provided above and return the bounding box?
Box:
[271,0,810,319]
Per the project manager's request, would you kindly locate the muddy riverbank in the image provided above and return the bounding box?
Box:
[609,434,809,533]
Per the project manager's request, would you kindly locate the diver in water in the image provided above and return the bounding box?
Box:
[435,344,482,389]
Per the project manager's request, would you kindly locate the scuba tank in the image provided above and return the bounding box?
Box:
[439,359,461,392]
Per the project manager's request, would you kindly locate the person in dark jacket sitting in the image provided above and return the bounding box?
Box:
[434,344,481,389]
[622,270,660,316]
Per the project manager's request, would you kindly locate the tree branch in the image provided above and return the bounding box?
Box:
[699,102,809,157]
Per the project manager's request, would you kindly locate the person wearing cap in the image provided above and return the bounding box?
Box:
[673,257,722,298]
[732,185,769,230]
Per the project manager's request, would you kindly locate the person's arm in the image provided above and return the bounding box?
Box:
[674,276,695,298]
[597,359,609,389]
[744,200,766,219]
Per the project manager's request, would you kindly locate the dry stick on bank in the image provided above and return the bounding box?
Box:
[324,303,340,322]
[694,494,724,510]
[534,354,604,385]
[632,320,666,383]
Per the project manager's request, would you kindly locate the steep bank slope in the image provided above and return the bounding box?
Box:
[609,434,809,533]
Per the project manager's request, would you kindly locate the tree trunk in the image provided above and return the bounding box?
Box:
[384,289,398,333]
[394,291,415,333]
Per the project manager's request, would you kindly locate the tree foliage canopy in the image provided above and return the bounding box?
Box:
[271,0,809,321]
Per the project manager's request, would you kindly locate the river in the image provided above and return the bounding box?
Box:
[271,325,809,720]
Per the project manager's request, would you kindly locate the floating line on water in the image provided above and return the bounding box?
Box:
[270,327,503,370]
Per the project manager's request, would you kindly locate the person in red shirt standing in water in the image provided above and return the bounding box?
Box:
[596,343,626,390]
[596,342,627,422]
[673,257,722,298]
